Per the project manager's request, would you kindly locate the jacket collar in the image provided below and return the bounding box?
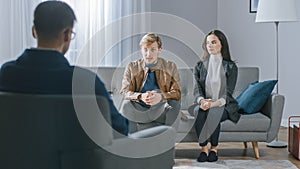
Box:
[17,48,70,68]
[141,57,165,72]
[203,59,231,73]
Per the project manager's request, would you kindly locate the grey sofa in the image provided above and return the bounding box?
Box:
[89,66,285,159]
[0,92,176,169]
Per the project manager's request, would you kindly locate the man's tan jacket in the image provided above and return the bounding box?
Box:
[120,57,181,101]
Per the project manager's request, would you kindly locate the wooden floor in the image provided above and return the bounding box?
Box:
[175,127,300,168]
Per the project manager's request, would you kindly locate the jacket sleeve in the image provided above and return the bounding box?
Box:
[95,76,129,136]
[224,62,240,123]
[224,63,238,100]
[120,63,142,100]
[161,63,181,101]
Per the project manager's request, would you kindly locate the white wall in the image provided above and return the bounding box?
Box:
[150,0,218,67]
[218,0,300,126]
[150,0,218,33]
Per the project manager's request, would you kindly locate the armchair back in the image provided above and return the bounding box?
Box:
[0,92,112,169]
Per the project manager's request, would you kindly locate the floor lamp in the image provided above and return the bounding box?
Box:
[255,0,298,148]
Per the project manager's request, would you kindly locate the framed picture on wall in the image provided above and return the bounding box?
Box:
[250,0,259,13]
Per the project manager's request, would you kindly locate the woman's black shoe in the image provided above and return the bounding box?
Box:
[197,152,208,162]
[207,151,218,162]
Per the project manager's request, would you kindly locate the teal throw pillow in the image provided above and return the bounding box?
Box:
[236,80,277,114]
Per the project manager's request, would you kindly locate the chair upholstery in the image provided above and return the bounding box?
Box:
[0,92,175,169]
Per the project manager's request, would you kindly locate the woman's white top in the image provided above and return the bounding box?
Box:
[204,54,226,106]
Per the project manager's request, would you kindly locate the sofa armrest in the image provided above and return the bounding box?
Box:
[260,93,285,142]
[62,126,175,169]
[128,125,175,138]
[106,126,176,158]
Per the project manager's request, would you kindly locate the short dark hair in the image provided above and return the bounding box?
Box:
[34,1,76,39]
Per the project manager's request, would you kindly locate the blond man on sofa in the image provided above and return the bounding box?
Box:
[120,33,181,133]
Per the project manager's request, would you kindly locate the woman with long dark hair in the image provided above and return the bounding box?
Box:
[189,30,241,162]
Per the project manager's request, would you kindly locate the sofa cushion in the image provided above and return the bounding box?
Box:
[236,80,277,114]
[177,112,270,133]
[221,112,270,132]
[177,110,195,133]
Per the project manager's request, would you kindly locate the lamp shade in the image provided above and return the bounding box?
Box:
[256,0,298,22]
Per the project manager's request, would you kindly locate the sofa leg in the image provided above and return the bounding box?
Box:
[243,142,248,148]
[251,141,260,159]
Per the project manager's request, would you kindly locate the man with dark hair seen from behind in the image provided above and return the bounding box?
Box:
[0,1,128,135]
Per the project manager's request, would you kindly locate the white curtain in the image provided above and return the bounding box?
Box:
[66,0,149,67]
[0,0,41,65]
[0,0,148,67]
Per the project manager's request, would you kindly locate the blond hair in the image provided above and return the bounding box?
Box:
[139,33,162,48]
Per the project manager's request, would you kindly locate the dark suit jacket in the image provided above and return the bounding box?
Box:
[0,49,128,135]
[193,59,240,123]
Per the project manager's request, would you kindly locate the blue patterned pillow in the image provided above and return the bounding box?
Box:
[237,80,277,114]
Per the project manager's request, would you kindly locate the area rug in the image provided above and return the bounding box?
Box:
[173,159,298,169]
